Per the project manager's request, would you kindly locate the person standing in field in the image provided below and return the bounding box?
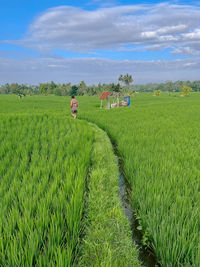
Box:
[70,96,78,119]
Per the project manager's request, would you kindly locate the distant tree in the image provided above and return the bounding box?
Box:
[32,85,40,95]
[185,80,192,88]
[10,83,20,94]
[96,82,103,95]
[110,83,114,92]
[118,73,134,87]
[54,88,62,96]
[154,90,161,96]
[191,80,200,92]
[39,83,48,95]
[86,86,96,96]
[61,83,71,96]
[165,80,174,92]
[113,82,122,92]
[181,86,193,96]
[78,81,87,95]
[49,81,57,94]
[174,80,183,92]
[69,85,78,96]
[0,83,10,94]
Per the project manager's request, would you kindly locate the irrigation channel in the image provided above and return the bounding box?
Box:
[116,149,161,267]
[81,119,161,266]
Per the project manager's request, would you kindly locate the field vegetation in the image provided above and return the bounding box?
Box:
[80,124,140,266]
[0,113,93,266]
[0,95,140,266]
[80,92,200,266]
[1,93,199,266]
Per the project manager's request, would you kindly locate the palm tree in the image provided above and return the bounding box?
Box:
[118,73,134,87]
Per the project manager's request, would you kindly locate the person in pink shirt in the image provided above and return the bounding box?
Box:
[70,96,78,119]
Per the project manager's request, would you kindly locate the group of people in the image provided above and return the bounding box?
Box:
[70,96,78,119]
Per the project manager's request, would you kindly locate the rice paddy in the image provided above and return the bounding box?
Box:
[0,113,93,266]
[0,93,199,266]
[80,93,200,266]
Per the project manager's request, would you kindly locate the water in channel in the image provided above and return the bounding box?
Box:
[119,172,161,267]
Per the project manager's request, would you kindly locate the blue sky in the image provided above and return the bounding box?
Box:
[1,0,200,84]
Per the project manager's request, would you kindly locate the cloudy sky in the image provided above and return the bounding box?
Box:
[1,0,200,84]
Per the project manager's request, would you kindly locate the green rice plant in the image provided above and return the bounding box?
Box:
[79,123,140,267]
[0,114,93,266]
[79,93,200,266]
[1,93,200,266]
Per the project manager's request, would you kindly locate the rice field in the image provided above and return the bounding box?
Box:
[0,113,93,266]
[0,95,140,266]
[80,93,200,266]
[1,93,200,266]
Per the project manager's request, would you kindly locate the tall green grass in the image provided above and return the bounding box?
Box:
[0,96,141,266]
[0,114,93,266]
[80,93,200,266]
[0,95,67,114]
[1,93,200,266]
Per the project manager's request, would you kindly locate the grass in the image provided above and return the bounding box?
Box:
[0,113,93,266]
[1,93,199,266]
[0,95,141,266]
[78,123,140,267]
[79,92,200,266]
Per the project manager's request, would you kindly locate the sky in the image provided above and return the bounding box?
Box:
[0,0,200,85]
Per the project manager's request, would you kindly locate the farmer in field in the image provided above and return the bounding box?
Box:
[70,96,78,119]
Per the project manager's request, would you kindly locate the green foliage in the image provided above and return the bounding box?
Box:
[79,93,200,267]
[79,124,140,267]
[118,73,134,87]
[1,80,200,96]
[181,86,193,96]
[1,94,200,266]
[112,82,122,92]
[39,83,48,95]
[0,113,93,266]
[0,95,141,266]
[153,90,161,96]
[78,81,87,95]
[69,85,79,96]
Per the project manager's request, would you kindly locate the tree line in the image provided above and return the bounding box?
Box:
[1,77,200,96]
[132,80,200,93]
[0,81,123,96]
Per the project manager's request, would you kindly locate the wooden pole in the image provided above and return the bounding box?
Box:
[106,98,110,109]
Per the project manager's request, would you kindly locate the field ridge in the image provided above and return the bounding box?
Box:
[78,122,140,267]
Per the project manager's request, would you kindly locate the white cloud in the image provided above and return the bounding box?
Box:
[141,31,157,39]
[157,25,187,35]
[172,46,200,56]
[182,29,200,40]
[2,3,200,84]
[0,57,200,84]
[5,3,199,56]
